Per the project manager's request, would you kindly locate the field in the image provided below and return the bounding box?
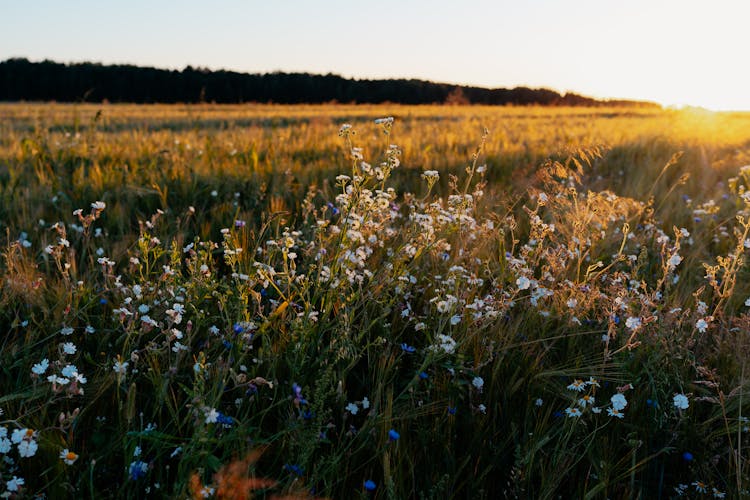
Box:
[2,103,750,498]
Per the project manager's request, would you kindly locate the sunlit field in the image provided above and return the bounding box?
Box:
[2,103,750,498]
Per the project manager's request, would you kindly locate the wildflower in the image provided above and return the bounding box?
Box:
[472,376,484,390]
[591,407,602,414]
[586,377,600,387]
[607,408,624,419]
[60,326,74,336]
[60,449,79,465]
[668,254,683,269]
[61,364,79,378]
[400,343,416,353]
[566,298,578,309]
[388,429,400,441]
[673,393,689,410]
[578,395,595,407]
[113,359,129,375]
[364,479,377,491]
[712,487,726,498]
[625,316,641,331]
[478,404,487,414]
[338,123,353,136]
[535,398,544,407]
[362,397,370,409]
[346,403,359,415]
[682,451,693,462]
[6,476,24,492]
[31,358,49,375]
[516,276,531,290]
[567,379,586,392]
[430,334,457,354]
[292,383,304,403]
[62,342,77,355]
[696,301,708,315]
[695,318,708,333]
[18,439,38,458]
[284,464,304,476]
[691,481,707,493]
[204,408,219,424]
[565,407,582,417]
[611,393,628,411]
[129,460,148,480]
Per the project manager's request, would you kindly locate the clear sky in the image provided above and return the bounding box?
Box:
[2,0,749,110]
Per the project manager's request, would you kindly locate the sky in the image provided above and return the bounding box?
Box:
[2,0,749,110]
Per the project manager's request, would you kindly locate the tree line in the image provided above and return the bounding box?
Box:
[0,58,659,107]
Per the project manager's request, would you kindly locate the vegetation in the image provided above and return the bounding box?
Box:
[0,59,659,106]
[1,103,750,498]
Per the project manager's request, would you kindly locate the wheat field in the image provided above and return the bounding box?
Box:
[1,103,750,498]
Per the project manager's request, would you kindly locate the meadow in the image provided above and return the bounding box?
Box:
[1,102,750,498]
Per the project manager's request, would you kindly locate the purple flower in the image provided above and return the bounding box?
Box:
[234,220,246,228]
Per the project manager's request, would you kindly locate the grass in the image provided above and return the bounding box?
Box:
[1,103,750,498]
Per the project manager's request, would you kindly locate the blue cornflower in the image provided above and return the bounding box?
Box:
[682,451,694,462]
[233,323,243,334]
[284,464,304,476]
[364,480,377,491]
[419,371,429,380]
[99,298,108,305]
[216,413,233,426]
[400,343,416,353]
[388,429,400,441]
[129,460,148,480]
[222,340,232,350]
[448,406,457,415]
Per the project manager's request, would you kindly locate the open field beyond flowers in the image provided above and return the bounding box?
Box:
[2,103,750,498]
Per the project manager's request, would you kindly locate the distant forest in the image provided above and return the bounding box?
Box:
[0,58,659,107]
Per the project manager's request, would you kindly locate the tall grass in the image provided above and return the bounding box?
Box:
[0,104,750,498]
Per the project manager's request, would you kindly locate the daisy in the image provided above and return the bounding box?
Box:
[567,379,586,392]
[60,449,79,465]
[565,407,582,418]
[607,408,624,419]
[578,395,595,407]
